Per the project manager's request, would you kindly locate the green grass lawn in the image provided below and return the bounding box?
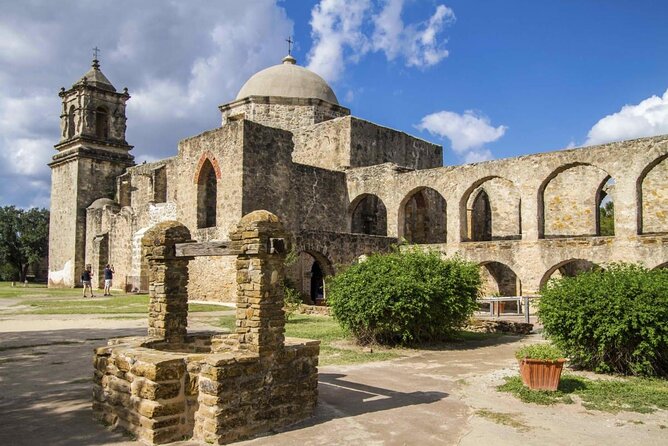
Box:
[0,283,225,314]
[217,314,401,366]
[498,374,668,414]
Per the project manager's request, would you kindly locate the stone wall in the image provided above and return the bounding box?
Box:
[292,116,442,171]
[345,135,668,293]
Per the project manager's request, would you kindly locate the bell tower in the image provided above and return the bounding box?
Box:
[48,55,134,287]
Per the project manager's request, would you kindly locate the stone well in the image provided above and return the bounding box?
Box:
[93,211,320,444]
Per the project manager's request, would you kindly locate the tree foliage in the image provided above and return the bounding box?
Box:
[539,263,668,377]
[599,200,614,236]
[0,206,50,281]
[326,249,481,345]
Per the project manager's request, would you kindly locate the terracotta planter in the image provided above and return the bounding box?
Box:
[518,358,566,391]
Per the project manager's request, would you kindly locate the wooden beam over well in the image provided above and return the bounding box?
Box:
[174,241,241,257]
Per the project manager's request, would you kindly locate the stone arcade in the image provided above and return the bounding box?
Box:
[49,55,668,302]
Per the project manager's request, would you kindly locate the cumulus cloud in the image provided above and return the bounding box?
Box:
[0,0,292,208]
[416,110,507,161]
[307,0,454,82]
[585,89,668,145]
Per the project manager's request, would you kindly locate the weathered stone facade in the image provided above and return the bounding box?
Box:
[93,211,320,444]
[49,55,668,301]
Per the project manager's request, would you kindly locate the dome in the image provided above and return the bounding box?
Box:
[236,56,338,105]
[88,198,118,210]
[74,59,116,92]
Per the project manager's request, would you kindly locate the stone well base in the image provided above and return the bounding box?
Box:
[93,333,319,445]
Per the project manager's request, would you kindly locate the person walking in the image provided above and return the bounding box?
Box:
[103,264,115,296]
[82,266,94,298]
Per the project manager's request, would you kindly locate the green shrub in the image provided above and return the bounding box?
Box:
[326,249,481,345]
[539,263,668,377]
[515,344,564,361]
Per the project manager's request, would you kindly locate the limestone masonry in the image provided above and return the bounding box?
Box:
[49,55,668,300]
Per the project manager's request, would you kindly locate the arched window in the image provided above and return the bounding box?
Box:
[400,187,447,244]
[67,105,76,138]
[471,189,492,241]
[95,106,109,139]
[350,194,387,236]
[596,177,615,236]
[197,159,217,228]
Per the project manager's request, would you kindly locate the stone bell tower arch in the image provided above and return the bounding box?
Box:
[48,54,134,287]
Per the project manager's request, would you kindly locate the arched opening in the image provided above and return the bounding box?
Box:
[197,159,217,228]
[310,261,324,303]
[480,261,521,312]
[540,259,601,289]
[596,177,615,236]
[638,154,668,234]
[461,176,521,242]
[471,190,492,241]
[539,163,612,238]
[67,105,76,138]
[287,251,333,305]
[350,194,387,236]
[480,261,521,296]
[95,106,109,139]
[399,187,446,244]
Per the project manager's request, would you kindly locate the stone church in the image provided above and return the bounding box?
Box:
[48,55,668,301]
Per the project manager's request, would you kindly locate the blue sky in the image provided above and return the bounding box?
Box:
[1,0,667,208]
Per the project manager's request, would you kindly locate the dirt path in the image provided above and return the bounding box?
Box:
[0,315,665,446]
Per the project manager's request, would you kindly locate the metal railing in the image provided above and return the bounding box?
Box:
[476,295,539,323]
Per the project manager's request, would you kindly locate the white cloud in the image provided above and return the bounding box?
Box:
[415,110,507,158]
[0,0,292,208]
[307,0,454,82]
[464,149,494,163]
[585,89,668,145]
[306,0,372,82]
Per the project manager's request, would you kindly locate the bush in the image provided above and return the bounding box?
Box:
[539,263,668,377]
[515,344,564,361]
[326,249,481,345]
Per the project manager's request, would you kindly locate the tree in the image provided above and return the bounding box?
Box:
[599,200,614,236]
[0,206,50,281]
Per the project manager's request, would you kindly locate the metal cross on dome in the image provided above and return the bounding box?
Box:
[285,36,293,56]
[92,46,100,60]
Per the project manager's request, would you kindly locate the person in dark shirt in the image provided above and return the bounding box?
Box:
[103,264,115,296]
[81,266,94,298]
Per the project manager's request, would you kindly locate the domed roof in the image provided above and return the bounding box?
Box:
[236,55,338,105]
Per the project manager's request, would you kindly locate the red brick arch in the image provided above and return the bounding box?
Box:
[193,151,222,184]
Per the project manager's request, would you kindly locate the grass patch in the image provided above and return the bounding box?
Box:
[499,374,668,413]
[216,314,401,366]
[5,295,223,315]
[0,281,89,299]
[475,409,530,432]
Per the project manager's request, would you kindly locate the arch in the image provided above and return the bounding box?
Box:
[540,258,601,289]
[291,250,334,305]
[638,154,668,234]
[479,261,521,296]
[538,163,613,238]
[197,159,217,228]
[67,105,76,138]
[471,190,492,241]
[461,176,521,241]
[349,193,387,236]
[596,177,615,236]
[95,106,109,139]
[398,186,446,244]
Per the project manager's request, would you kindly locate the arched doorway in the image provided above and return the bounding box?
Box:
[196,159,218,228]
[287,251,334,305]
